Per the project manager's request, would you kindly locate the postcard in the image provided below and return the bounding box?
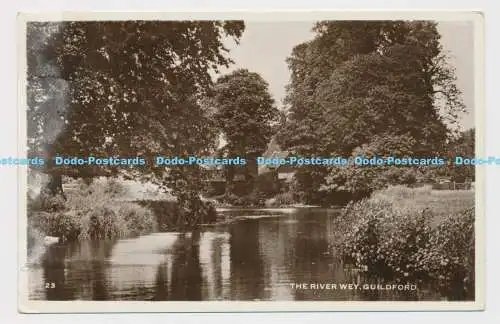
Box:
[17,10,484,312]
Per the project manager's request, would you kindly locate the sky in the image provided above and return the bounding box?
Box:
[218,21,475,131]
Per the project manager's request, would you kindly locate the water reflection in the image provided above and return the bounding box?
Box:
[27,208,428,301]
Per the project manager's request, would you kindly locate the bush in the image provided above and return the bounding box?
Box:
[425,208,475,300]
[217,191,265,207]
[76,203,155,240]
[118,202,158,236]
[28,191,66,213]
[339,198,432,281]
[28,177,219,240]
[267,192,296,207]
[78,206,121,240]
[28,178,159,241]
[136,199,216,231]
[136,199,183,231]
[28,211,81,241]
[65,178,128,210]
[337,186,475,300]
[218,193,240,205]
[234,192,265,207]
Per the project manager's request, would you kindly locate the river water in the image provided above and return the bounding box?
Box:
[26,208,433,301]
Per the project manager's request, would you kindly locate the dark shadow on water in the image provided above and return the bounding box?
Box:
[41,240,116,300]
[229,219,265,300]
[168,231,203,301]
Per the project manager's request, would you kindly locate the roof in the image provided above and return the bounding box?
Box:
[258,137,292,175]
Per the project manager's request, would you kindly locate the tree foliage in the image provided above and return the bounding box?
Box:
[322,134,425,195]
[444,128,475,182]
[26,20,245,216]
[212,69,279,192]
[214,69,278,155]
[28,20,244,157]
[277,21,466,201]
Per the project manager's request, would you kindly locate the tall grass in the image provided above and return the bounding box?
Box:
[265,192,296,207]
[336,185,475,300]
[75,203,157,240]
[29,178,157,241]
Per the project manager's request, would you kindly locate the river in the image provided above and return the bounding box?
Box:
[26,208,435,301]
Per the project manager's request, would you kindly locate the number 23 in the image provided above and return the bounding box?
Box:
[45,282,55,289]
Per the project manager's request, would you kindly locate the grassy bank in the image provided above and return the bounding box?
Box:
[28,179,158,242]
[334,185,475,300]
[28,178,218,244]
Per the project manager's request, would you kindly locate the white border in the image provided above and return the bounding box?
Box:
[17,10,485,313]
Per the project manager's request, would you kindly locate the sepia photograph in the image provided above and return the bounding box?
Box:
[17,11,484,312]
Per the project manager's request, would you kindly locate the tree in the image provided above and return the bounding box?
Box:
[277,21,466,201]
[444,128,475,182]
[26,20,245,220]
[322,134,425,196]
[315,49,449,156]
[277,22,388,155]
[212,69,279,194]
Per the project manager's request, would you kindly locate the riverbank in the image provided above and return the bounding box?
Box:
[28,179,158,247]
[29,176,305,247]
[206,190,323,209]
[27,178,218,249]
[334,185,475,300]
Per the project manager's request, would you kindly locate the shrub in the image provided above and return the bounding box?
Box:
[65,178,129,210]
[136,199,216,231]
[234,192,265,207]
[425,208,475,300]
[118,202,158,236]
[78,205,124,240]
[78,203,157,240]
[217,192,239,205]
[28,190,66,213]
[136,199,180,231]
[28,177,218,240]
[217,191,265,207]
[29,178,159,241]
[339,198,432,281]
[268,192,296,207]
[28,211,81,241]
[337,186,475,300]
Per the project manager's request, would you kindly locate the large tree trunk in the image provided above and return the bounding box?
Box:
[45,173,67,201]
